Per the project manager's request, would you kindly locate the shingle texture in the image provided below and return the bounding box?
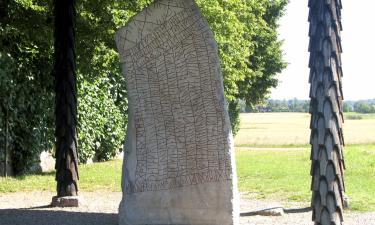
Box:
[308,0,345,225]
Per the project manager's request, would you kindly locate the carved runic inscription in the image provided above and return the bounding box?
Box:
[116,0,233,194]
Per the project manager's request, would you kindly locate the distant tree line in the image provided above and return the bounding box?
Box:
[239,99,375,113]
[343,100,375,113]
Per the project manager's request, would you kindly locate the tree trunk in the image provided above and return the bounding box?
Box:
[53,0,79,197]
[308,0,345,224]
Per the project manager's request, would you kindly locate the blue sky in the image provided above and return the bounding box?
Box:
[270,0,375,100]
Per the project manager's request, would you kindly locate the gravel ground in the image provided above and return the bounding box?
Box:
[0,191,374,225]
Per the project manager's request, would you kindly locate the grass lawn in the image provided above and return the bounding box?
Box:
[236,144,375,211]
[344,112,375,120]
[1,145,374,211]
[0,112,374,212]
[0,159,123,193]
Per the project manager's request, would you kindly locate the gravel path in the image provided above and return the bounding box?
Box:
[0,191,374,225]
[236,147,309,151]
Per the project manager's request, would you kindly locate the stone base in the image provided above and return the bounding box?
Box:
[51,196,82,207]
[119,182,239,225]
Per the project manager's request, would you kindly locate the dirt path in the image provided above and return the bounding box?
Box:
[0,191,374,225]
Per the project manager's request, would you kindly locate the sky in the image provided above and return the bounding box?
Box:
[270,0,375,100]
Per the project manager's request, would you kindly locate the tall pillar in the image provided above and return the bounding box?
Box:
[51,0,80,207]
[308,0,345,224]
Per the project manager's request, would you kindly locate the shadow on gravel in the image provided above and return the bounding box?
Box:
[284,207,312,214]
[240,207,311,217]
[240,207,283,217]
[0,209,117,225]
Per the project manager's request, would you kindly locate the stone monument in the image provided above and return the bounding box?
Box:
[115,0,239,224]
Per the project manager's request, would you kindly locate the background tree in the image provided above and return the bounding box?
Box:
[0,0,135,171]
[308,0,345,224]
[197,0,288,134]
[0,0,288,172]
[0,0,55,174]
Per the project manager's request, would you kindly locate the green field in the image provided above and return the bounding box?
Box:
[234,112,375,147]
[0,112,374,211]
[234,112,375,211]
[236,145,375,211]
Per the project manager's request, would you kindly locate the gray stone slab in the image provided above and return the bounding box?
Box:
[115,0,239,224]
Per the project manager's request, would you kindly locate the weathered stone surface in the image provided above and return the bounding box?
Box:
[115,0,238,224]
[51,196,82,207]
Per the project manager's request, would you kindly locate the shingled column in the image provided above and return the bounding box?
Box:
[308,0,345,224]
[51,0,80,207]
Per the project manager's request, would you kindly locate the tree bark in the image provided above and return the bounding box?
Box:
[53,0,79,197]
[4,107,8,177]
[0,0,9,21]
[308,0,345,224]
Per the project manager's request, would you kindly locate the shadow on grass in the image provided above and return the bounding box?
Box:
[13,170,55,181]
[0,208,117,225]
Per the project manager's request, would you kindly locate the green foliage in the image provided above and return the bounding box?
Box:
[196,0,288,132]
[344,100,375,114]
[354,101,375,114]
[255,99,310,112]
[197,0,251,101]
[78,73,126,163]
[0,53,15,166]
[343,102,351,112]
[228,100,240,135]
[72,0,144,163]
[0,0,55,174]
[250,99,375,114]
[1,0,288,172]
[0,0,134,171]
